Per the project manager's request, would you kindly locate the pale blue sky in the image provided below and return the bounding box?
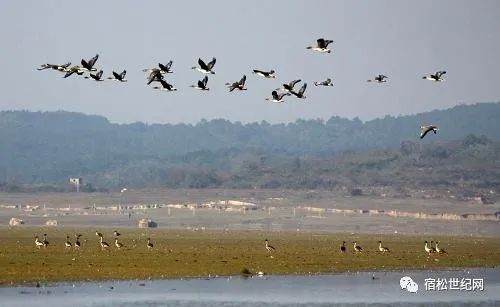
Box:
[1,0,499,124]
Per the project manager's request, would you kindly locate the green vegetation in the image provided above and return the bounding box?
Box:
[0,102,499,191]
[0,228,499,285]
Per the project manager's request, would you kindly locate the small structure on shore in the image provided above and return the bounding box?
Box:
[9,217,24,226]
[138,218,157,228]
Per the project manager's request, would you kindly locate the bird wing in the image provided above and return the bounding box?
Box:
[317,38,326,48]
[159,79,168,88]
[298,83,307,95]
[158,63,167,71]
[88,54,99,68]
[202,75,208,87]
[323,39,333,47]
[112,71,121,79]
[96,70,103,79]
[289,79,301,88]
[207,57,216,70]
[271,91,279,100]
[120,70,127,79]
[198,58,209,71]
[277,92,288,100]
[165,60,172,71]
[60,62,71,69]
[81,59,90,70]
[253,69,263,74]
[239,75,246,86]
[326,78,331,83]
[420,127,431,139]
[63,70,74,78]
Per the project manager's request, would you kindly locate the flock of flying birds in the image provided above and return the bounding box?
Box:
[37,38,443,139]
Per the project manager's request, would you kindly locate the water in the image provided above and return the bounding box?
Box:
[1,268,498,306]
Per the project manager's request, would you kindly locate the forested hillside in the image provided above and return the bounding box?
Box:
[0,102,499,191]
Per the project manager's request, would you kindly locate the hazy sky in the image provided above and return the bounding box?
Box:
[1,1,499,124]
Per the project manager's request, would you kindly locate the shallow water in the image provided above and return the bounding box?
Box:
[1,268,499,306]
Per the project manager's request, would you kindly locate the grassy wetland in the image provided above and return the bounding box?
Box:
[0,227,499,285]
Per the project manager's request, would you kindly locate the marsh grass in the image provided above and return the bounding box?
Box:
[0,227,499,285]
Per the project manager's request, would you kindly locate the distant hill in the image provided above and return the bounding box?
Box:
[0,102,499,190]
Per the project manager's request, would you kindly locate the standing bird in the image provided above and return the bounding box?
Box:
[153,79,177,91]
[190,75,210,91]
[314,78,334,87]
[252,69,276,79]
[147,238,154,249]
[422,71,446,82]
[37,62,71,72]
[42,234,49,248]
[265,239,276,253]
[378,241,390,253]
[65,236,72,249]
[353,241,363,253]
[340,241,347,253]
[430,241,437,253]
[34,236,44,249]
[100,236,110,250]
[81,54,99,72]
[420,125,438,139]
[107,70,127,82]
[265,90,289,103]
[306,38,334,53]
[290,83,308,99]
[84,70,104,81]
[74,234,82,250]
[435,241,447,254]
[114,238,124,249]
[192,57,216,74]
[225,75,247,92]
[367,75,388,83]
[424,241,433,254]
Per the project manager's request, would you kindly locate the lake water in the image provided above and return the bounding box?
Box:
[1,268,498,306]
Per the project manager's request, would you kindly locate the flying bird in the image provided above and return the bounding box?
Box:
[422,71,446,82]
[314,78,334,86]
[153,79,177,91]
[37,62,71,72]
[63,65,85,78]
[190,75,210,90]
[81,54,99,72]
[225,75,247,92]
[420,125,438,139]
[84,70,104,81]
[290,83,308,99]
[252,69,276,79]
[276,79,302,93]
[265,90,289,103]
[306,38,334,53]
[192,57,216,74]
[146,69,164,85]
[367,75,388,83]
[107,70,127,82]
[158,61,173,74]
